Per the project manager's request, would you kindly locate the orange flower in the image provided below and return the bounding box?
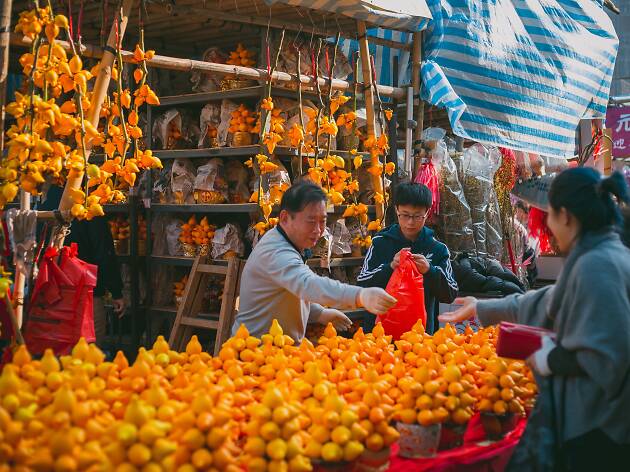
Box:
[385,162,396,175]
[367,219,382,232]
[330,95,350,114]
[384,109,393,121]
[263,132,282,154]
[261,97,274,111]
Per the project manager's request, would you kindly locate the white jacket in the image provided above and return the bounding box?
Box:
[231,226,362,343]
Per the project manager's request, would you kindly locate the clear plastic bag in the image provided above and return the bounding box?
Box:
[211,223,245,259]
[165,219,184,256]
[514,151,545,179]
[218,100,239,147]
[198,103,222,148]
[226,160,252,204]
[153,162,173,203]
[462,144,503,258]
[193,158,228,204]
[330,219,352,256]
[153,109,200,150]
[432,142,476,253]
[170,159,196,204]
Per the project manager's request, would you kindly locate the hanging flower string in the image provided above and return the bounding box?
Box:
[248,29,286,234]
[3,5,162,219]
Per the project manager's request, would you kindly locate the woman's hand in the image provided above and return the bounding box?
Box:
[438,297,478,324]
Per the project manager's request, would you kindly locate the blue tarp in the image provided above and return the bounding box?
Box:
[340,0,619,158]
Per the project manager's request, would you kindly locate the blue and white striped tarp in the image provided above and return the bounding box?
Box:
[264,0,432,32]
[422,0,619,158]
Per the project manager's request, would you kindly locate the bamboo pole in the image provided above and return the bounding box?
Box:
[411,32,424,178]
[56,0,135,230]
[10,33,406,99]
[357,21,384,220]
[0,0,12,152]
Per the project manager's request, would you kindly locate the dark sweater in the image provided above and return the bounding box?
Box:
[38,186,123,299]
[356,225,458,333]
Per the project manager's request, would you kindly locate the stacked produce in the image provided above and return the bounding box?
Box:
[0,320,536,471]
[109,216,130,254]
[229,105,256,146]
[179,216,197,256]
[192,217,217,256]
[173,275,188,306]
[226,44,256,68]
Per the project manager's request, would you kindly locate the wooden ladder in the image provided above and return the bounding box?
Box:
[168,255,243,355]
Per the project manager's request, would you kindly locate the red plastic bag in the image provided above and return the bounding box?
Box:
[496,321,555,359]
[377,250,427,340]
[24,244,97,355]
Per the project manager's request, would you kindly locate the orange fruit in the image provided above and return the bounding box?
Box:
[417,409,435,426]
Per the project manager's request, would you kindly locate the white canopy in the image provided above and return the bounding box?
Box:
[264,0,432,32]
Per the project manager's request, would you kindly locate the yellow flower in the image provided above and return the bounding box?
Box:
[385,162,396,175]
[261,97,274,111]
[367,219,382,232]
[384,109,393,121]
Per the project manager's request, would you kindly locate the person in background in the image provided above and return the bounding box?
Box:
[440,168,630,471]
[514,200,530,227]
[232,182,396,344]
[357,182,458,333]
[39,186,125,347]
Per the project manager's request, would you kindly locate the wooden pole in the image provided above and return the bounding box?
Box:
[603,128,613,176]
[357,21,384,220]
[411,32,424,178]
[56,0,135,233]
[10,33,407,99]
[12,191,29,328]
[0,0,13,152]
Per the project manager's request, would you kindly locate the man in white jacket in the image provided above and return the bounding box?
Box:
[232,181,397,343]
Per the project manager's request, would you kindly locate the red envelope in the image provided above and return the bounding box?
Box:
[496,322,555,360]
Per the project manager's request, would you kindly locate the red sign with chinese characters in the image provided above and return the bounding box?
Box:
[606,106,630,158]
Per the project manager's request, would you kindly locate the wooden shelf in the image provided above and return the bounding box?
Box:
[150,203,259,213]
[148,306,219,321]
[103,204,130,213]
[149,255,195,266]
[155,86,320,107]
[307,257,365,268]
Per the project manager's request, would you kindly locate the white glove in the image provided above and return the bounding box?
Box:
[319,309,352,331]
[527,336,556,377]
[357,288,397,315]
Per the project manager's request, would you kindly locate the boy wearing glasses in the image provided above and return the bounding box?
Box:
[357,182,458,333]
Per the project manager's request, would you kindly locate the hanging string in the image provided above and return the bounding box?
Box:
[76,0,84,44]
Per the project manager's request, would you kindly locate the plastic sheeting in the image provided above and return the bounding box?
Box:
[421,0,619,158]
[264,0,431,32]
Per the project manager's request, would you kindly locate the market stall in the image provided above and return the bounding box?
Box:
[0,0,625,470]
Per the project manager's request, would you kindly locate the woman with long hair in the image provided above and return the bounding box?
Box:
[441,168,630,471]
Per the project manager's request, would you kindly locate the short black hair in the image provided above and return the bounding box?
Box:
[514,200,529,213]
[393,182,432,209]
[280,181,327,213]
[549,168,629,234]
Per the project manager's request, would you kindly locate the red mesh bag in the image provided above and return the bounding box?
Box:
[24,244,97,355]
[377,250,427,340]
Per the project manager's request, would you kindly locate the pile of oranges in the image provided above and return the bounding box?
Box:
[228,105,256,136]
[226,44,256,68]
[173,275,188,305]
[0,319,536,471]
